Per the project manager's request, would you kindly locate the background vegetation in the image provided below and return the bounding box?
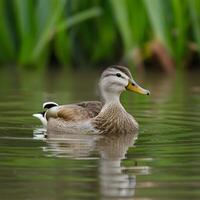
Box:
[0,0,200,71]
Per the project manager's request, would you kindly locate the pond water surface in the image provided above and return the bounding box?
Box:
[0,67,199,200]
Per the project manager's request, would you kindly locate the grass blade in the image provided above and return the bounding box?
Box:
[188,0,200,52]
[143,0,173,54]
[171,0,189,62]
[31,0,66,63]
[57,7,102,32]
[109,0,133,53]
[13,0,35,64]
[0,0,15,61]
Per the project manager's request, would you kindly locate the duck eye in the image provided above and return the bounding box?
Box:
[116,73,121,77]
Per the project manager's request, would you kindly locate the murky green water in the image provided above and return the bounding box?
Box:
[0,67,200,200]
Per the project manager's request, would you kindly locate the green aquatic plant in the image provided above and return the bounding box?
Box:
[0,0,101,66]
[188,0,200,52]
[109,0,148,65]
[0,0,200,69]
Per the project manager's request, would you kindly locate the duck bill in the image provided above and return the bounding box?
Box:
[126,80,150,95]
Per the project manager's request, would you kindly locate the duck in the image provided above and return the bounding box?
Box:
[33,65,150,134]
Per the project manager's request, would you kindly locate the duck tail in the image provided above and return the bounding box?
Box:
[32,111,45,119]
[32,111,47,127]
[33,102,59,127]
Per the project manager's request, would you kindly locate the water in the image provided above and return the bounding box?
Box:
[0,67,200,200]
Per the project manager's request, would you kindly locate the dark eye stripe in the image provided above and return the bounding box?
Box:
[103,73,125,79]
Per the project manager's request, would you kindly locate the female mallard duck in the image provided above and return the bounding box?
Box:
[33,65,150,134]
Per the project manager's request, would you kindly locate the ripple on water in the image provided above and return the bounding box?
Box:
[0,70,200,200]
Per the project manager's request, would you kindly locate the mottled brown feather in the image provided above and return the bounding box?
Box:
[46,101,103,122]
[92,103,138,135]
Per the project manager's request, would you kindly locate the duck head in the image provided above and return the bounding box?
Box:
[99,65,150,103]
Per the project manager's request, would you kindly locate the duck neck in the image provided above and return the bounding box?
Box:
[101,96,125,115]
[102,90,121,106]
[93,94,132,134]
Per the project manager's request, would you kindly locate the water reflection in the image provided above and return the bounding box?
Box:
[33,128,148,199]
[1,67,200,200]
[96,133,138,200]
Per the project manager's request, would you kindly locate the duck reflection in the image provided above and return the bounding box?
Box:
[33,128,146,199]
[96,132,138,200]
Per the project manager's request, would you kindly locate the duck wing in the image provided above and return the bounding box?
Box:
[46,101,103,122]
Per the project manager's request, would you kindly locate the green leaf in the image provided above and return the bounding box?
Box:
[0,0,15,60]
[188,0,200,52]
[30,0,67,62]
[57,7,102,32]
[109,0,133,53]
[143,0,173,54]
[13,0,36,64]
